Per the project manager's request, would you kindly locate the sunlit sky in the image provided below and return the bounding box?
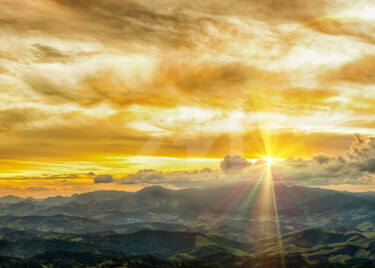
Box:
[1,0,375,197]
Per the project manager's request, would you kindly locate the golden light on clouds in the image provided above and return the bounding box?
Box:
[1,0,375,196]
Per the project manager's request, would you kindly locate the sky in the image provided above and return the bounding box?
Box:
[1,0,375,197]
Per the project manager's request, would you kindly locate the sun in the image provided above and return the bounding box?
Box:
[264,156,283,166]
[266,156,274,166]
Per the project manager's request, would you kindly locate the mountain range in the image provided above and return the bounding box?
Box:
[0,184,375,267]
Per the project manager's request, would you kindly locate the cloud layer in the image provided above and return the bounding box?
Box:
[1,0,375,195]
[94,175,114,184]
[97,135,375,188]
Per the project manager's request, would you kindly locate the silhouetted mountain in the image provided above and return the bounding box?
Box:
[114,222,188,234]
[71,190,132,204]
[0,195,33,204]
[0,201,37,216]
[36,195,70,206]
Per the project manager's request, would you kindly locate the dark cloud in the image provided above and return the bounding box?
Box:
[31,43,72,63]
[23,61,285,109]
[192,0,330,23]
[119,169,165,185]
[94,135,375,187]
[94,174,114,184]
[0,0,335,53]
[283,157,310,168]
[29,43,96,63]
[152,61,287,104]
[118,168,221,187]
[356,157,375,173]
[305,17,375,45]
[346,135,375,173]
[220,155,252,174]
[0,65,8,74]
[348,134,371,160]
[25,186,49,191]
[283,134,375,185]
[0,108,46,132]
[324,55,375,85]
[312,153,330,164]
[154,61,252,93]
[1,0,231,50]
[0,174,82,181]
[23,74,78,102]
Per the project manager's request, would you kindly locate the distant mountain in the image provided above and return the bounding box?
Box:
[71,190,132,204]
[1,185,375,239]
[32,201,89,217]
[0,215,110,233]
[114,222,188,234]
[352,191,375,202]
[0,195,33,204]
[0,201,38,216]
[35,195,70,206]
[302,192,375,213]
[0,185,374,267]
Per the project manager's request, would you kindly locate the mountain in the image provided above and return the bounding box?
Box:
[1,185,375,234]
[71,190,132,204]
[0,185,375,266]
[0,227,373,267]
[0,201,38,216]
[114,222,188,234]
[0,195,33,204]
[0,229,248,258]
[35,195,70,206]
[302,192,375,213]
[0,215,110,233]
[32,201,90,217]
[255,228,373,265]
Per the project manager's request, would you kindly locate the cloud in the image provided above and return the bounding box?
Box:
[118,168,222,187]
[25,186,49,192]
[0,0,230,51]
[92,135,375,188]
[312,153,330,164]
[94,175,114,184]
[220,155,252,174]
[305,17,375,45]
[31,43,72,63]
[282,134,375,185]
[2,0,375,190]
[29,43,96,64]
[0,65,8,74]
[0,174,83,181]
[154,61,265,93]
[324,55,375,85]
[193,0,329,23]
[0,108,47,132]
[22,60,287,110]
